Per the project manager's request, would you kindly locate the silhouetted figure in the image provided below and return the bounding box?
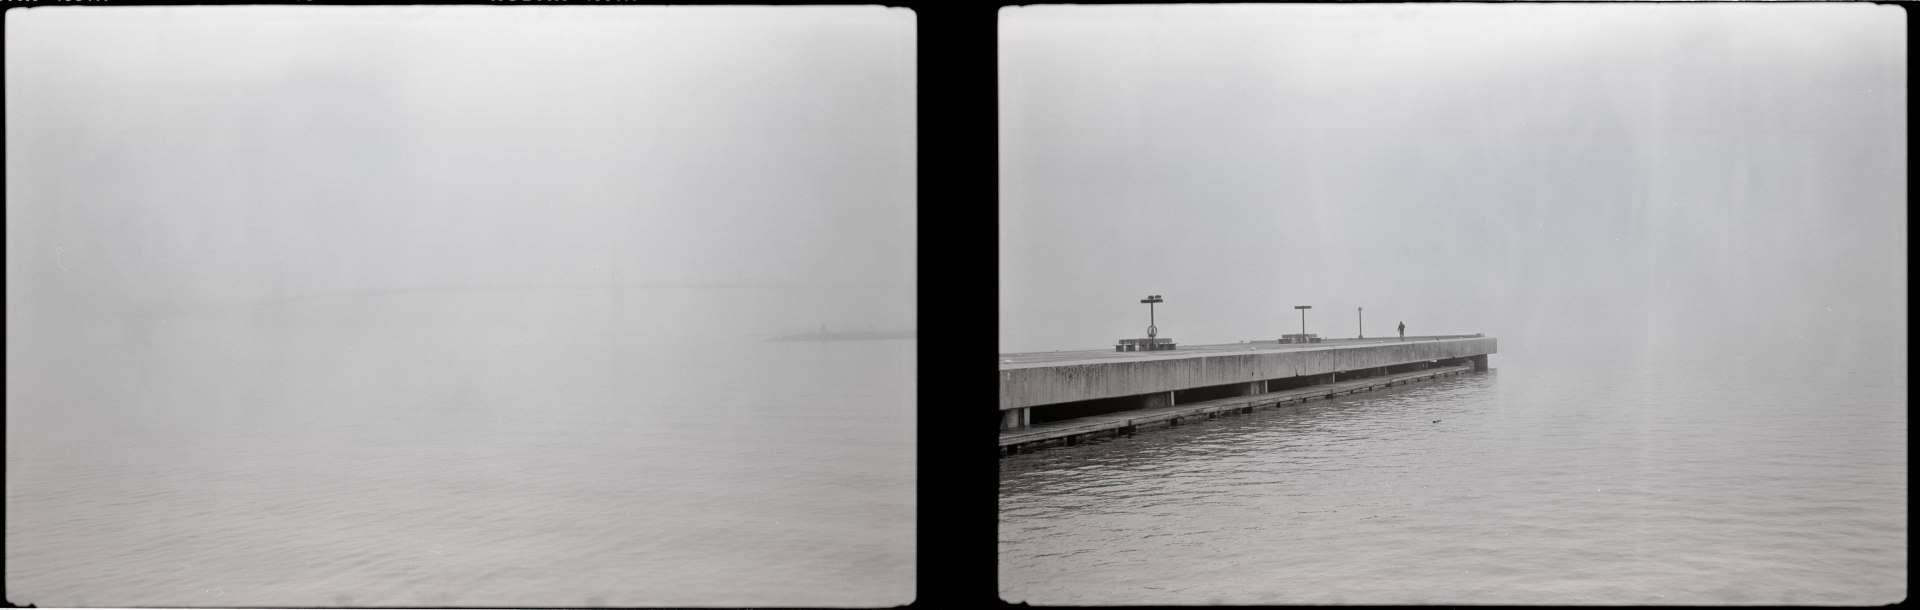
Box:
[1398,321,1405,340]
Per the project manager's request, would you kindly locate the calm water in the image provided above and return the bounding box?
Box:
[1000,341,1906,605]
[6,292,915,607]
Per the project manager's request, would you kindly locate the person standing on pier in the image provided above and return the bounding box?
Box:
[1398,321,1405,340]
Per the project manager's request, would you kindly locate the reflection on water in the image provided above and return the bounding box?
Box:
[1000,344,1905,605]
[7,293,915,607]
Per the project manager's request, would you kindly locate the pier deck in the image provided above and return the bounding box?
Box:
[997,334,1496,454]
[1000,335,1495,411]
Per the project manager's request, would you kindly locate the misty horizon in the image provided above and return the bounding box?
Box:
[9,5,917,345]
[998,4,1904,359]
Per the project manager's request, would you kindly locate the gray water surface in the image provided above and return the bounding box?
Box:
[999,342,1905,605]
[7,293,915,607]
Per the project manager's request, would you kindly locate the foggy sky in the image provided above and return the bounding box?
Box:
[7,6,916,335]
[999,4,1905,360]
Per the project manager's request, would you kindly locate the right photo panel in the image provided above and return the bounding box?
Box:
[997,4,1905,606]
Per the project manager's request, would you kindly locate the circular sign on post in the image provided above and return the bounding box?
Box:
[1147,324,1158,339]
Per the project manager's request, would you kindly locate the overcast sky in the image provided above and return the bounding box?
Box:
[999,4,1904,360]
[7,5,915,334]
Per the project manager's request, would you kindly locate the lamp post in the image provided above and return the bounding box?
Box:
[1294,305,1311,339]
[1140,294,1163,340]
[1358,307,1364,339]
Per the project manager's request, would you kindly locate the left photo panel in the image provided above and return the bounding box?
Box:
[5,5,916,607]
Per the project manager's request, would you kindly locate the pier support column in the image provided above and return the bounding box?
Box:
[1243,381,1266,396]
[1141,391,1174,410]
[1471,355,1489,371]
[1000,408,1029,431]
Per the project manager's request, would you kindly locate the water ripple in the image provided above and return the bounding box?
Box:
[1001,358,1906,605]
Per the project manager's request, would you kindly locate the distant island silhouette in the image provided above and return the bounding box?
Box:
[769,328,916,342]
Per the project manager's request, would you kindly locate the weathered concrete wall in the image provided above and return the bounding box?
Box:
[1000,337,1496,410]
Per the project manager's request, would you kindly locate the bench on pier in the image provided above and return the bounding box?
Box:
[1278,333,1322,344]
[1115,338,1177,352]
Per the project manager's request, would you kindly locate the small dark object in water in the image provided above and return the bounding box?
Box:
[1431,419,1441,423]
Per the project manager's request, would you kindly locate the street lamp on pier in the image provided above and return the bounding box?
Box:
[1294,305,1311,339]
[1140,294,1164,339]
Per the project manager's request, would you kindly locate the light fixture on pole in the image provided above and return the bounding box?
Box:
[1294,305,1311,339]
[1140,294,1163,339]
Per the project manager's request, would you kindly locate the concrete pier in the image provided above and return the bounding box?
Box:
[999,335,1497,454]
